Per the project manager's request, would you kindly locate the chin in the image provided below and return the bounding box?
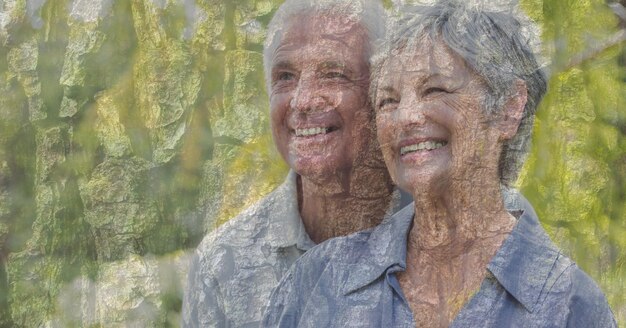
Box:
[398,168,446,196]
[291,155,341,180]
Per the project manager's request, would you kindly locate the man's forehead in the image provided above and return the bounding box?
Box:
[279,12,365,44]
[271,17,369,69]
[271,54,363,74]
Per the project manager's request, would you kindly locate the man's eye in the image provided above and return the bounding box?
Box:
[277,72,296,81]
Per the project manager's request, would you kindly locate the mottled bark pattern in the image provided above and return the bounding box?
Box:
[0,0,284,326]
[0,0,624,327]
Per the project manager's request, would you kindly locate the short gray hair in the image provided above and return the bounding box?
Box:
[371,0,547,186]
[263,0,387,88]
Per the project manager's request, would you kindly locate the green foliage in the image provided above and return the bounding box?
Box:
[0,0,623,326]
[519,0,626,324]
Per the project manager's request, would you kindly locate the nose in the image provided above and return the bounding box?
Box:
[290,75,325,112]
[396,91,426,126]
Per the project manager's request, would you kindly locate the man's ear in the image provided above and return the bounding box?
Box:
[499,79,527,140]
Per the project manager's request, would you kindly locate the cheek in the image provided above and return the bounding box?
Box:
[338,87,368,111]
[352,107,374,133]
[269,94,290,129]
[340,92,372,131]
[424,100,465,137]
[375,115,396,158]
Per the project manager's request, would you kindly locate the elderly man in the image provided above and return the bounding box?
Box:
[181,1,406,326]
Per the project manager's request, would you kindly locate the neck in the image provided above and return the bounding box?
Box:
[408,172,516,259]
[299,165,394,244]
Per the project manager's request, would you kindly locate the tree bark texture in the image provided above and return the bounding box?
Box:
[0,0,624,327]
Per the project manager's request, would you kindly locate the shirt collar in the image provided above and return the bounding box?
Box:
[342,203,415,295]
[265,172,412,252]
[342,194,560,314]
[265,170,316,251]
[486,204,561,313]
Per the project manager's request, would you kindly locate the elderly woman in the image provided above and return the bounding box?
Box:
[261,1,617,327]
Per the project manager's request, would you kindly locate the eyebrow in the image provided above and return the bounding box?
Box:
[318,61,353,74]
[271,60,294,71]
[375,72,453,95]
[376,85,396,94]
[423,73,466,90]
[319,61,346,69]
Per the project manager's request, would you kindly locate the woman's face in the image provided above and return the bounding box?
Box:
[375,37,507,195]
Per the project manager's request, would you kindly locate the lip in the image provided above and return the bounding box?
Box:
[288,112,342,138]
[288,125,340,157]
[291,126,340,139]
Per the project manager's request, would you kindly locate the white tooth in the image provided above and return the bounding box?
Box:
[401,141,447,155]
[400,144,416,155]
[296,127,330,137]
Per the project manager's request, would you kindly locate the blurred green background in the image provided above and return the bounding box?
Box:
[0,0,623,326]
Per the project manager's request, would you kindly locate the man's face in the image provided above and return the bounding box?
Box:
[268,14,374,181]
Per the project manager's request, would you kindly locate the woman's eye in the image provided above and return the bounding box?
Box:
[424,87,448,95]
[378,98,398,110]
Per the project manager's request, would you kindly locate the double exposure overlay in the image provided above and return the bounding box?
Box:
[0,0,624,326]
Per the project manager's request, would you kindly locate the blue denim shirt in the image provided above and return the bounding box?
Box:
[262,201,617,327]
[182,171,412,327]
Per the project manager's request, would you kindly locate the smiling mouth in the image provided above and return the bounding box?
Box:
[294,126,337,137]
[400,140,448,155]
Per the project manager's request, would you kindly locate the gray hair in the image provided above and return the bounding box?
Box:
[263,0,387,88]
[371,0,548,186]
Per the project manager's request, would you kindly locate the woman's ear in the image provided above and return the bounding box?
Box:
[499,79,527,140]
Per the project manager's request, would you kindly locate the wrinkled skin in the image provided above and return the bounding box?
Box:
[374,36,526,327]
[270,14,373,185]
[269,13,394,243]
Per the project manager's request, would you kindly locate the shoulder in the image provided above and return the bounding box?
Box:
[262,230,374,327]
[193,188,284,277]
[293,228,374,272]
[268,228,375,301]
[498,208,616,327]
[563,265,617,327]
[535,253,616,327]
